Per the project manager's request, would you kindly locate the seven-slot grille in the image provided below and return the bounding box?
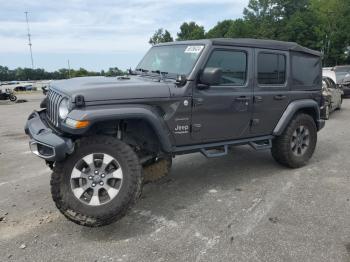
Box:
[46,89,63,126]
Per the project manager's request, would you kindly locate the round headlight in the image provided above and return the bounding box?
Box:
[58,98,69,119]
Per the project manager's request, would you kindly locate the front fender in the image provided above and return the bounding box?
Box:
[61,104,173,152]
[273,99,324,136]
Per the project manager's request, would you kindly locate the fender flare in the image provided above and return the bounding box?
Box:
[63,104,174,152]
[273,99,321,136]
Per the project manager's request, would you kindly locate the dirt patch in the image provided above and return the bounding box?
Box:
[1,133,27,140]
[345,243,350,254]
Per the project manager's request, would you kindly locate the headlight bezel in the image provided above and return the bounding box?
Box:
[58,97,70,120]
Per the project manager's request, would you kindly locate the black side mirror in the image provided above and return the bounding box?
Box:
[175,75,187,87]
[199,67,222,86]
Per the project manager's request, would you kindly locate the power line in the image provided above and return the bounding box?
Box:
[25,11,34,69]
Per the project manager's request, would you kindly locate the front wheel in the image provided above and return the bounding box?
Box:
[271,113,317,168]
[51,136,142,227]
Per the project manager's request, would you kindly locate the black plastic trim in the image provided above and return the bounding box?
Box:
[25,110,74,161]
[273,99,324,136]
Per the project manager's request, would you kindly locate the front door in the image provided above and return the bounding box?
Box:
[191,47,253,142]
[251,49,290,135]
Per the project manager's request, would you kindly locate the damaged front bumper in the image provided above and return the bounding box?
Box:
[24,110,74,161]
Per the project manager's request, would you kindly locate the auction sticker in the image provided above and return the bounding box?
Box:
[185,45,204,54]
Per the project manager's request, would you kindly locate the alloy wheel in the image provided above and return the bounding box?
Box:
[70,153,123,206]
[290,125,310,156]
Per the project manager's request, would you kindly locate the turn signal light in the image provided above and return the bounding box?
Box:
[66,118,90,129]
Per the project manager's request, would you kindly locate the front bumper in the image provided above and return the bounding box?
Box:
[24,110,74,161]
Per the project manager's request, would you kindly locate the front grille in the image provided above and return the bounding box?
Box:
[46,89,63,127]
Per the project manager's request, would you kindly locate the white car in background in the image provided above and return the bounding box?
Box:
[322,67,337,83]
[323,66,350,96]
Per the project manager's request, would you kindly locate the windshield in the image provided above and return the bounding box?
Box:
[136,45,204,77]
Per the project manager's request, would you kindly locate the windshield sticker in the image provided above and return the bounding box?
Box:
[185,46,204,54]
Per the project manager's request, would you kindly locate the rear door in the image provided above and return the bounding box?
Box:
[191,46,253,142]
[251,50,290,135]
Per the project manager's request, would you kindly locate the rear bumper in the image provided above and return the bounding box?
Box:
[24,110,74,161]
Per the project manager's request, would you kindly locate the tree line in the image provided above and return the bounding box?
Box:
[149,0,350,66]
[0,66,126,81]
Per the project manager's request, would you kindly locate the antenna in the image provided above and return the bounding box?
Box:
[25,11,34,69]
[67,59,71,78]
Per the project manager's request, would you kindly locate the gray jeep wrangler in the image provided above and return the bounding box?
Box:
[25,39,325,227]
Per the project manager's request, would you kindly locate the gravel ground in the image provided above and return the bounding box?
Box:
[0,93,350,262]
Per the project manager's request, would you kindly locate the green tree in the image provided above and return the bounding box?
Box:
[206,20,235,38]
[310,0,350,65]
[177,22,205,41]
[149,28,174,45]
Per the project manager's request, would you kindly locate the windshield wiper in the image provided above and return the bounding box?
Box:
[151,70,168,75]
[151,70,171,81]
[135,68,149,73]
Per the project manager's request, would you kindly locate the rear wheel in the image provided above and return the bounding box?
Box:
[51,136,142,227]
[271,113,317,168]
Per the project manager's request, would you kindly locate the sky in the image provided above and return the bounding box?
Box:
[0,0,249,72]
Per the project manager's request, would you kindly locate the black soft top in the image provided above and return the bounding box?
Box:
[158,38,321,57]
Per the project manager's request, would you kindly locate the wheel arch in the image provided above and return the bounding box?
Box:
[66,105,173,153]
[273,99,321,136]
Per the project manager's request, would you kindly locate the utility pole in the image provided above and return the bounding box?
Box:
[25,11,34,69]
[67,59,71,78]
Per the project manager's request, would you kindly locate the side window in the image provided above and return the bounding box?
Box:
[291,52,321,88]
[205,50,247,86]
[258,53,286,85]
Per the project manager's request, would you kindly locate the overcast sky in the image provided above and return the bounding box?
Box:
[0,0,249,71]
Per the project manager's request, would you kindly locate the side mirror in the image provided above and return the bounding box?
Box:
[199,67,222,86]
[175,75,187,87]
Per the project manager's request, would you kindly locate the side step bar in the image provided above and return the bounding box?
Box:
[249,139,272,150]
[173,135,274,157]
[198,138,272,158]
[200,145,228,158]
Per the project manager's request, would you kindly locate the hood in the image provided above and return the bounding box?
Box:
[51,76,172,102]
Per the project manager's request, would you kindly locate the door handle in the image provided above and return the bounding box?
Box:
[235,96,249,102]
[274,95,287,100]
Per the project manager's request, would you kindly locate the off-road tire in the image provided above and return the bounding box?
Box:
[271,113,317,168]
[143,157,172,183]
[50,136,142,227]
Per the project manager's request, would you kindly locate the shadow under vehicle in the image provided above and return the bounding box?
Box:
[25,38,325,227]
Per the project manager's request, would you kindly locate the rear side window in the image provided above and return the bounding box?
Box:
[205,50,247,86]
[291,52,321,88]
[258,53,286,85]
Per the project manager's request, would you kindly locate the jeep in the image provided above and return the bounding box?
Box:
[25,39,325,227]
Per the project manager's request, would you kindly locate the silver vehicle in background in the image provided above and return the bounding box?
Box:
[323,66,350,96]
[321,77,343,119]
